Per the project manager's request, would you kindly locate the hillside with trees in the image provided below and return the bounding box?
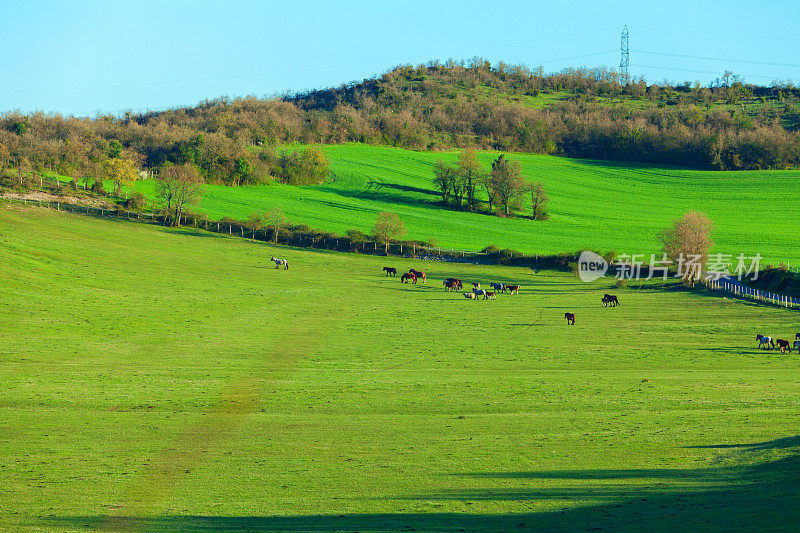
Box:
[1,59,799,188]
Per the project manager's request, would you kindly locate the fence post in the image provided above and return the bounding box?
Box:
[228,224,231,235]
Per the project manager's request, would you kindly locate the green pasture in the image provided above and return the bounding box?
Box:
[1,207,798,531]
[128,143,800,264]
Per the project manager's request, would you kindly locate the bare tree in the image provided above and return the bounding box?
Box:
[16,157,33,189]
[660,211,714,285]
[530,181,549,220]
[156,163,203,226]
[0,142,9,174]
[263,207,289,243]
[372,212,406,254]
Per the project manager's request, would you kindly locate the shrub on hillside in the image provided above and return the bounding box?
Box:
[90,180,106,196]
[346,229,371,242]
[124,192,147,211]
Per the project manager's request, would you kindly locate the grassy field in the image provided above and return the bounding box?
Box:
[1,206,799,531]
[128,144,800,264]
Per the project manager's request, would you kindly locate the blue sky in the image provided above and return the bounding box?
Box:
[1,0,798,117]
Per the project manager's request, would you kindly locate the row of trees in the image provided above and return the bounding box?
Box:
[433,150,549,219]
[2,61,799,181]
[0,117,329,187]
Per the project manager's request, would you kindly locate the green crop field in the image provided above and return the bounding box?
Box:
[1,206,799,531]
[129,144,800,265]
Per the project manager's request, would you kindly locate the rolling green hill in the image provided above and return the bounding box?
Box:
[131,144,800,264]
[1,207,799,531]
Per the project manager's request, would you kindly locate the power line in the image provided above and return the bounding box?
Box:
[633,49,800,69]
[639,25,800,43]
[0,28,618,99]
[537,50,616,65]
[630,63,786,81]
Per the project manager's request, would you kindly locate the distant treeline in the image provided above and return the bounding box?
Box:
[2,59,799,183]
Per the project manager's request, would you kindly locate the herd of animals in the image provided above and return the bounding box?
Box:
[756,333,800,353]
[383,266,620,325]
[273,259,796,345]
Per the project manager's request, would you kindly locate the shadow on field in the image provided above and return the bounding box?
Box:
[43,437,800,532]
[366,181,440,197]
[334,186,440,208]
[312,199,375,213]
[159,228,223,239]
[699,347,787,357]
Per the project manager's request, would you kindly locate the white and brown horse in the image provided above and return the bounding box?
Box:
[271,256,289,269]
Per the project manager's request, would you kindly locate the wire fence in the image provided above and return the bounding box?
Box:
[5,195,799,309]
[0,196,488,258]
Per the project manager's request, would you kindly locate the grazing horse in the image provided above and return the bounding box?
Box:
[444,278,462,289]
[463,292,476,300]
[794,340,800,352]
[485,291,496,300]
[602,294,620,307]
[564,312,576,325]
[401,272,417,284]
[489,282,505,292]
[383,267,397,277]
[776,339,792,353]
[756,334,774,350]
[443,279,462,291]
[505,284,520,295]
[796,333,800,341]
[471,282,481,289]
[473,288,487,299]
[270,256,289,269]
[409,269,426,283]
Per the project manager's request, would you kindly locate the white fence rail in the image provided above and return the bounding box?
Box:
[703,277,799,309]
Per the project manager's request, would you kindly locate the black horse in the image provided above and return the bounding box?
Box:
[383,267,397,277]
[602,294,620,307]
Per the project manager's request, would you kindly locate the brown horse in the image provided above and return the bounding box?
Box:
[443,279,461,291]
[564,312,576,325]
[383,267,397,277]
[401,272,417,284]
[409,269,426,283]
[776,339,791,353]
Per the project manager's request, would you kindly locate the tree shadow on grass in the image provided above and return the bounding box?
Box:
[366,181,440,197]
[159,228,224,239]
[43,437,800,532]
